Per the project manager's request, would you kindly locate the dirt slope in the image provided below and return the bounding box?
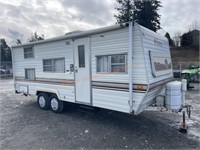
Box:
[170,47,199,69]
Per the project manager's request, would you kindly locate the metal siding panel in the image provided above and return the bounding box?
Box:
[16,81,75,102]
[91,25,148,114]
[93,89,130,113]
[140,25,173,84]
[12,40,74,80]
[12,47,25,77]
[132,24,148,84]
[132,92,146,113]
[90,26,148,84]
[135,86,165,115]
[132,24,173,115]
[91,28,129,83]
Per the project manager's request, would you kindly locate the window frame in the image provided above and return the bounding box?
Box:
[43,57,65,73]
[25,68,35,80]
[96,53,127,74]
[24,46,34,59]
[149,51,172,77]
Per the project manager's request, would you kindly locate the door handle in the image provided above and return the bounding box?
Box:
[75,69,78,73]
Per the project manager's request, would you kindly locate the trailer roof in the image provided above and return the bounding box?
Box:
[12,23,128,48]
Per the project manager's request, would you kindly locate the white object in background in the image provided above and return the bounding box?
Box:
[181,79,187,106]
[165,81,182,110]
[181,79,187,91]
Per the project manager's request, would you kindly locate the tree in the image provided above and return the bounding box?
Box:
[173,32,181,47]
[134,0,162,32]
[189,20,200,30]
[114,0,135,23]
[15,32,44,44]
[181,32,193,47]
[0,39,12,62]
[114,0,162,32]
[28,32,44,42]
[165,32,174,47]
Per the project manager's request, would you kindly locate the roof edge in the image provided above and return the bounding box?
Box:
[12,23,129,49]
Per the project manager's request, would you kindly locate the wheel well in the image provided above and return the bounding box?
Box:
[36,91,57,98]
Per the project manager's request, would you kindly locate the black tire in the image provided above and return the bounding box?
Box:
[50,96,64,113]
[37,93,50,110]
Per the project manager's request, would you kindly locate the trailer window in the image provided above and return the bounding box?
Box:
[43,58,65,73]
[97,54,126,73]
[24,47,34,58]
[25,68,35,80]
[111,55,126,72]
[78,45,85,68]
[97,56,109,72]
[149,51,172,77]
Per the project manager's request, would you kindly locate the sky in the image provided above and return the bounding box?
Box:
[0,0,199,46]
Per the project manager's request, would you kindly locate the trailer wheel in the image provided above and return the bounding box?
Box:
[50,96,64,113]
[37,93,50,110]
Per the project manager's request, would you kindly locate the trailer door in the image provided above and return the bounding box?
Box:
[74,38,91,104]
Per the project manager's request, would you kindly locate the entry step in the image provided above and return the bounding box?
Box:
[77,105,99,114]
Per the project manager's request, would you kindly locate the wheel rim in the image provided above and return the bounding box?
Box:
[39,96,45,107]
[51,98,58,110]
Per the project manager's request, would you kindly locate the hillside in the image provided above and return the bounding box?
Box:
[170,47,199,70]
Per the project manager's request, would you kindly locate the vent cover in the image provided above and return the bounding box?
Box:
[66,41,70,45]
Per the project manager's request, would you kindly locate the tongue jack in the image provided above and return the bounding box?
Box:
[179,111,188,133]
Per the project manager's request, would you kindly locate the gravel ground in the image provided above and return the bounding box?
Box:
[0,79,199,149]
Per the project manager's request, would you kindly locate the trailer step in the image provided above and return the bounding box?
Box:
[77,105,99,114]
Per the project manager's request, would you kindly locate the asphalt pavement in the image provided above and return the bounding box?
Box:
[0,79,199,149]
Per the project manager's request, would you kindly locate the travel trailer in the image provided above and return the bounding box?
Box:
[12,22,174,115]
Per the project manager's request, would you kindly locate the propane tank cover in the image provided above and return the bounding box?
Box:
[165,81,182,110]
[166,81,182,90]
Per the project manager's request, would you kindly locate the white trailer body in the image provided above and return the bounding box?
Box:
[12,22,173,115]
